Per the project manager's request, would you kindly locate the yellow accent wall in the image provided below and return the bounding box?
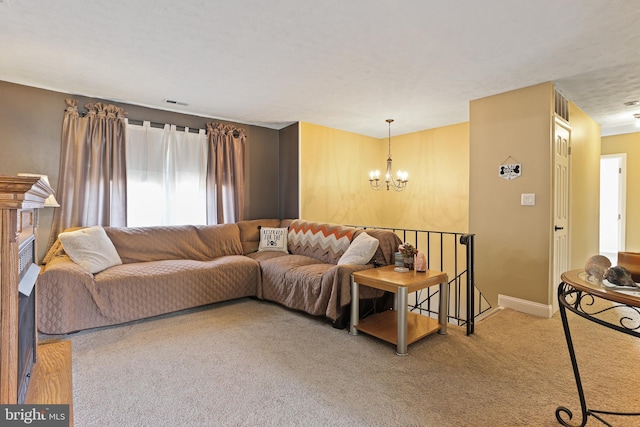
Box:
[568,102,601,268]
[299,122,469,232]
[299,123,383,225]
[380,123,470,231]
[602,132,640,251]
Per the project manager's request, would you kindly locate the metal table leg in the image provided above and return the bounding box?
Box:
[349,276,359,336]
[438,276,449,335]
[396,286,408,356]
[555,289,589,427]
[556,281,640,426]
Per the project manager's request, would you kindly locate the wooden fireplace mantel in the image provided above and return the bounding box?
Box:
[0,176,54,210]
[0,175,53,403]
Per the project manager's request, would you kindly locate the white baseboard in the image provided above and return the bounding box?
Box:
[498,294,553,319]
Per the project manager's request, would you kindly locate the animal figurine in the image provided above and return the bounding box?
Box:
[584,255,611,282]
[604,265,639,288]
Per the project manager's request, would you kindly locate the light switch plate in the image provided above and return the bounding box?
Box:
[521,193,536,206]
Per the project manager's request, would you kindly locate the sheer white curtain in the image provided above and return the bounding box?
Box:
[126,121,207,226]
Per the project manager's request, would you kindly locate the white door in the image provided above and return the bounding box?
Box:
[552,117,571,313]
[599,154,627,264]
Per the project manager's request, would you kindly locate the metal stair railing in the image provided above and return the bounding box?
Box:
[352,226,490,335]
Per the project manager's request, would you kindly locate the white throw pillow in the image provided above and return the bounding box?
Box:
[337,232,379,265]
[258,227,289,253]
[59,226,122,274]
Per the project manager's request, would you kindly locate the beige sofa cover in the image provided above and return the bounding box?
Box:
[240,219,401,324]
[38,224,259,334]
[38,219,401,334]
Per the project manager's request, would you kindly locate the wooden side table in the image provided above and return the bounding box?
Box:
[349,265,448,356]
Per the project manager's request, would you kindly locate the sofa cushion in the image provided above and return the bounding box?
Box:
[105,224,243,263]
[37,254,261,334]
[90,256,259,321]
[258,227,289,253]
[59,226,122,274]
[257,253,387,321]
[337,231,379,265]
[258,254,328,310]
[246,251,289,262]
[287,220,356,264]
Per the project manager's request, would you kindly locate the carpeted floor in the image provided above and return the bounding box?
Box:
[54,298,640,426]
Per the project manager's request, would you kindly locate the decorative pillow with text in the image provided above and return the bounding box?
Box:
[258,227,289,253]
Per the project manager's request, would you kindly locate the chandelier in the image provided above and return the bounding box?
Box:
[369,119,408,191]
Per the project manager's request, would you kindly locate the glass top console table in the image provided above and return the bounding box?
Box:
[556,269,640,426]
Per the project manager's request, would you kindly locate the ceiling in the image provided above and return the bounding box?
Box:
[1,0,639,138]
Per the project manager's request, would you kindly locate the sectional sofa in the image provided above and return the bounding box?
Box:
[37,219,401,334]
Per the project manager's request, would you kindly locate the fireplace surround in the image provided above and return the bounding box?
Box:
[17,234,39,404]
[0,176,53,404]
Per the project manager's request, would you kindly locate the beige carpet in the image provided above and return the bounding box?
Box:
[58,298,640,427]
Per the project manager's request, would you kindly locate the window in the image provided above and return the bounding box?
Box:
[126,121,207,226]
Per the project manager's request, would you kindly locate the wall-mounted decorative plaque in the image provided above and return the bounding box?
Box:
[498,156,521,180]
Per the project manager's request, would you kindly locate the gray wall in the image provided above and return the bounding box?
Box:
[278,122,299,219]
[0,80,283,260]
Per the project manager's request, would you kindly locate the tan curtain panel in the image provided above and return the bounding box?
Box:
[49,99,127,246]
[206,122,246,224]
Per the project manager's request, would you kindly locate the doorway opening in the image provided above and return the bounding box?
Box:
[599,154,626,264]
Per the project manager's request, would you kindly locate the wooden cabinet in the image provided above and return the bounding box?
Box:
[0,176,53,404]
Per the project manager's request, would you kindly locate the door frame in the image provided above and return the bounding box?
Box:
[599,153,627,261]
[551,116,571,313]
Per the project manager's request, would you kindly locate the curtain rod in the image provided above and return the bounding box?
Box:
[127,119,204,134]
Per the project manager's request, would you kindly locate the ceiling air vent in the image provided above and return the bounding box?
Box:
[554,89,569,122]
[164,99,188,106]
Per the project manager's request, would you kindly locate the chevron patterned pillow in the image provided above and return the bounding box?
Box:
[287,220,356,264]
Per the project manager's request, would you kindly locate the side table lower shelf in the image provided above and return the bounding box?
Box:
[25,340,74,426]
[356,310,441,346]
